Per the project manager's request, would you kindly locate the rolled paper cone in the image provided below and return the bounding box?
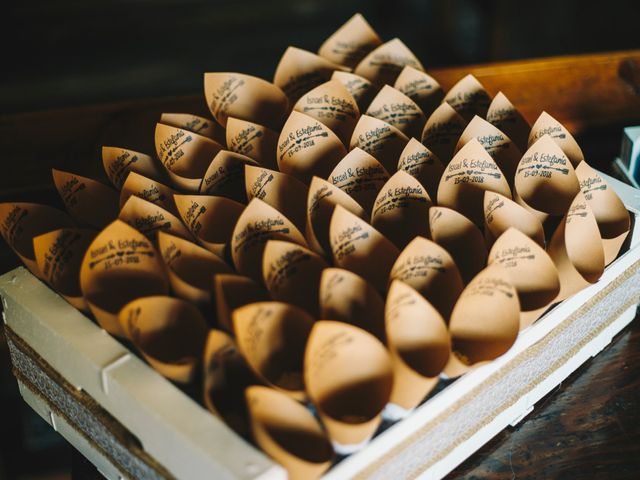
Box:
[200,150,259,202]
[79,220,169,337]
[304,320,393,449]
[354,38,424,87]
[437,138,512,226]
[318,267,385,341]
[421,102,468,165]
[159,112,226,146]
[366,85,426,139]
[331,71,377,112]
[204,72,289,130]
[318,13,382,68]
[444,264,520,377]
[33,228,96,311]
[397,138,445,201]
[246,386,334,480]
[443,74,492,121]
[385,280,450,411]
[225,117,279,170]
[349,115,409,174]
[174,194,244,258]
[514,135,581,216]
[0,202,74,278]
[293,80,360,146]
[102,146,164,189]
[233,302,314,400]
[429,206,488,285]
[262,240,328,316]
[329,205,400,293]
[393,66,444,117]
[118,296,208,384]
[157,231,232,306]
[486,92,531,152]
[483,191,545,247]
[389,236,464,321]
[231,198,307,282]
[213,273,270,332]
[154,123,223,192]
[371,170,432,249]
[119,195,192,241]
[528,111,584,167]
[120,171,178,216]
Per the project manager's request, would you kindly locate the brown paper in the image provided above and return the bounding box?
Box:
[120,171,178,216]
[486,92,530,152]
[349,115,409,174]
[483,191,545,247]
[443,74,491,121]
[354,38,424,86]
[331,71,378,112]
[397,138,445,201]
[199,150,259,202]
[528,111,584,167]
[213,273,270,332]
[225,117,279,170]
[102,146,164,189]
[393,66,444,116]
[160,112,226,146]
[420,102,467,165]
[318,13,382,68]
[366,85,426,139]
[119,195,192,241]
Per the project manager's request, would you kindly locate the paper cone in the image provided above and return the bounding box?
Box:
[213,273,270,332]
[119,195,192,241]
[349,115,409,174]
[483,191,545,247]
[420,102,467,165]
[120,171,178,216]
[366,85,426,139]
[394,66,444,117]
[443,74,491,121]
[318,13,382,68]
[486,92,530,152]
[200,150,259,202]
[225,117,279,170]
[331,71,378,112]
[354,38,424,86]
[397,138,445,201]
[102,146,164,189]
[528,111,584,167]
[160,112,226,146]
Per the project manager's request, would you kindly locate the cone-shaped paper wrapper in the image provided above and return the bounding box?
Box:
[231,198,307,282]
[119,195,192,241]
[213,274,270,332]
[371,170,432,249]
[389,236,464,321]
[246,386,334,480]
[354,38,424,86]
[437,138,512,226]
[304,321,393,448]
[120,172,178,216]
[200,150,258,202]
[306,176,366,256]
[366,85,426,139]
[102,146,164,189]
[319,267,385,341]
[328,148,390,214]
[293,80,360,146]
[397,138,445,201]
[0,203,74,278]
[421,102,467,165]
[79,220,168,337]
[160,112,226,146]
[385,280,450,410]
[318,13,382,68]
[444,74,491,121]
[118,296,208,383]
[277,111,347,184]
[445,264,520,377]
[233,302,314,400]
[262,240,328,316]
[429,206,488,284]
[329,205,399,292]
[528,111,584,167]
[174,194,244,258]
[483,191,545,247]
[225,117,279,170]
[514,135,580,216]
[157,231,232,306]
[394,66,444,116]
[204,73,289,130]
[349,115,409,174]
[576,161,630,265]
[486,92,530,152]
[33,228,96,311]
[331,71,377,112]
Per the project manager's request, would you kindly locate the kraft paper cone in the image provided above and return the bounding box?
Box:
[318,267,385,341]
[371,170,432,249]
[157,231,232,306]
[246,386,333,480]
[429,206,487,284]
[79,220,168,337]
[306,176,366,256]
[437,138,512,226]
[213,274,269,332]
[233,302,314,400]
[394,66,444,116]
[483,191,545,247]
[575,161,630,265]
[304,321,393,449]
[155,123,223,192]
[118,296,208,384]
[444,264,520,377]
[204,73,289,130]
[318,13,382,68]
[293,80,360,146]
[421,102,467,165]
[486,92,530,152]
[119,195,191,241]
[52,169,119,229]
[102,146,164,189]
[397,138,445,201]
[0,202,74,278]
[329,205,400,292]
[331,71,377,112]
[277,111,347,184]
[385,280,450,411]
[160,112,226,146]
[528,111,584,167]
[354,38,424,86]
[366,85,426,139]
[262,240,328,316]
[200,150,259,202]
[514,135,580,216]
[231,198,307,282]
[443,74,491,121]
[225,117,279,170]
[33,228,96,311]
[389,236,464,321]
[120,172,178,216]
[349,115,409,174]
